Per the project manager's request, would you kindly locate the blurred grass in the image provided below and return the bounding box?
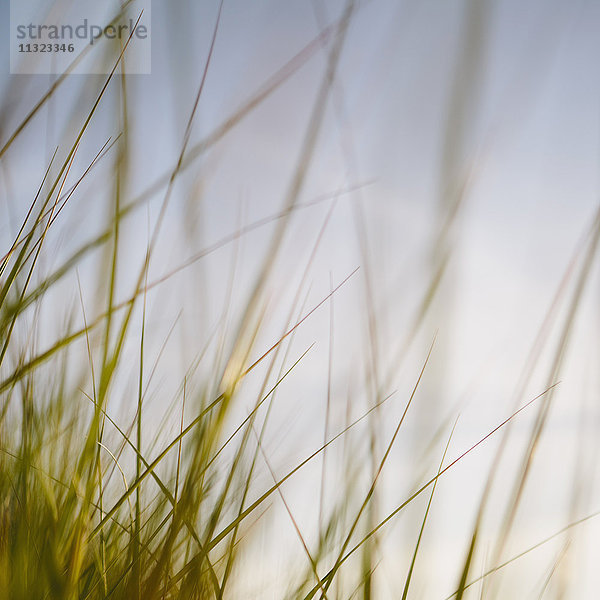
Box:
[1,1,600,599]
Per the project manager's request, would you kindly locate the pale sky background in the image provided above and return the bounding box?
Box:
[1,0,600,597]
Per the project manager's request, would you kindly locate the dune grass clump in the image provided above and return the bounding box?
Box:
[1,1,600,599]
